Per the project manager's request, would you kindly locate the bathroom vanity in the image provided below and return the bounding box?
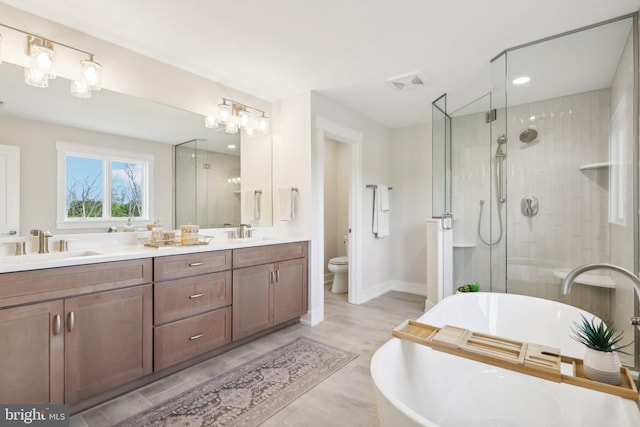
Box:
[0,238,308,411]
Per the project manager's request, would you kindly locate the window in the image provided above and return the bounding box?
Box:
[57,142,153,228]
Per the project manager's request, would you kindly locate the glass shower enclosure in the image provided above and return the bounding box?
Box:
[433,14,639,368]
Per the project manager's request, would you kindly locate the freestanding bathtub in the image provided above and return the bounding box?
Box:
[371,292,640,427]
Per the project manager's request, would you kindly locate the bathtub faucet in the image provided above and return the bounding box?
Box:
[561,263,640,327]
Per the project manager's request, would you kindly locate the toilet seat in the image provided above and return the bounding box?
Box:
[329,256,348,265]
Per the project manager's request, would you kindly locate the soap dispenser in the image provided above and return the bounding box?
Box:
[123,217,135,232]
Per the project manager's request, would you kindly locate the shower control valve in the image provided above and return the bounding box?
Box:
[521,196,539,217]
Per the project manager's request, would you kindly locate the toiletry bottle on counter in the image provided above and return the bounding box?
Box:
[123,217,135,232]
[151,219,165,246]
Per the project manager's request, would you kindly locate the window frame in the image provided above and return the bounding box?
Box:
[56,141,154,229]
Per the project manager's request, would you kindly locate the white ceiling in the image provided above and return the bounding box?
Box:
[1,0,640,128]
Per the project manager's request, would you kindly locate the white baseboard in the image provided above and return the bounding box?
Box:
[357,281,392,304]
[300,308,324,326]
[388,280,426,296]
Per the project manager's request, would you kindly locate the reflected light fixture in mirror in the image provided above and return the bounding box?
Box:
[0,33,3,64]
[206,98,270,136]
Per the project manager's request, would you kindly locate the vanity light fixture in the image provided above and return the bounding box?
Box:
[205,115,219,129]
[209,98,269,136]
[0,33,3,64]
[0,21,102,97]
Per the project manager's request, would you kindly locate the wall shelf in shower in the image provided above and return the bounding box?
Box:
[578,162,611,171]
[453,243,476,248]
[552,268,615,289]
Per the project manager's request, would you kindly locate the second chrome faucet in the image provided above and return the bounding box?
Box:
[30,229,53,253]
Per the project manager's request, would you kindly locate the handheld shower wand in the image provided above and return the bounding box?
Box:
[478,135,506,246]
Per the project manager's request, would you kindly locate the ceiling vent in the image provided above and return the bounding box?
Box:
[387,71,425,91]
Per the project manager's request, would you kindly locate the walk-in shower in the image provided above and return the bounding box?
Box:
[433,13,639,369]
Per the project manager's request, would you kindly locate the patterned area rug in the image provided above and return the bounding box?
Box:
[115,337,357,427]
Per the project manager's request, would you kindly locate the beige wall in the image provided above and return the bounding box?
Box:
[323,137,349,274]
[0,115,172,234]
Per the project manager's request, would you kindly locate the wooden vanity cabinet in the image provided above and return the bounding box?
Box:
[232,242,308,341]
[0,259,153,406]
[0,300,64,404]
[153,250,232,371]
[64,285,152,404]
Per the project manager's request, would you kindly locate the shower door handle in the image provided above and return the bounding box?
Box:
[441,213,453,230]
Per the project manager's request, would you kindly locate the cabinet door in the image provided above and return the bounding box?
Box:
[273,258,307,325]
[232,263,273,341]
[65,285,152,404]
[0,300,64,404]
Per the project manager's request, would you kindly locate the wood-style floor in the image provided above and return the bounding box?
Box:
[70,288,426,427]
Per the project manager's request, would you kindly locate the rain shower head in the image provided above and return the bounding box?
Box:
[519,128,538,143]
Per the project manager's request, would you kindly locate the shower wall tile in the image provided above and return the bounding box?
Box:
[451,89,613,298]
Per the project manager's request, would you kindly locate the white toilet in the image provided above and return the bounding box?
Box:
[328,235,349,293]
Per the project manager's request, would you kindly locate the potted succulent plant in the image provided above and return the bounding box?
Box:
[456,282,480,293]
[571,314,630,385]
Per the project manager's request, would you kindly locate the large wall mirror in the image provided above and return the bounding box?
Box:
[0,62,272,234]
[175,132,273,228]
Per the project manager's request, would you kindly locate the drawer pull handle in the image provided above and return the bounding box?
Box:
[53,314,61,336]
[68,311,75,333]
[189,262,204,267]
[189,332,205,340]
[276,270,280,282]
[189,293,205,299]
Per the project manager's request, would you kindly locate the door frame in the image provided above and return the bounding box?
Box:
[305,116,362,325]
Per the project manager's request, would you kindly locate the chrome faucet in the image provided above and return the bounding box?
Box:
[238,224,252,238]
[30,229,53,253]
[561,263,640,389]
[561,263,640,327]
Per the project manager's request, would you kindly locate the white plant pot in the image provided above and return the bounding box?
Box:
[583,348,621,385]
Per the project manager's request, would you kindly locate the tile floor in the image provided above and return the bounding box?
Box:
[70,288,426,427]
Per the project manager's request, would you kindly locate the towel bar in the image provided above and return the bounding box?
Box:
[366,184,393,190]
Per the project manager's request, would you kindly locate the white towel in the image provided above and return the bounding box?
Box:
[279,188,296,221]
[373,185,390,238]
[379,185,390,211]
[254,190,262,220]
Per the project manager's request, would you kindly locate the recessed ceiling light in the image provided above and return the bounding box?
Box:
[512,76,531,85]
[227,144,236,149]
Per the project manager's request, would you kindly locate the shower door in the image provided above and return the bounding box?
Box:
[498,15,638,368]
[448,92,505,293]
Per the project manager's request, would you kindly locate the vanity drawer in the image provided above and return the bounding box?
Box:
[233,241,308,268]
[154,307,231,371]
[154,271,231,325]
[0,259,152,309]
[154,250,231,282]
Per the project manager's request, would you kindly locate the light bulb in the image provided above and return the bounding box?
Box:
[258,115,269,134]
[80,59,102,90]
[205,116,219,129]
[239,109,250,128]
[70,80,91,98]
[218,103,231,123]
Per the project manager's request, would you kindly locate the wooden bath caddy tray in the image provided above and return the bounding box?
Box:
[393,320,638,400]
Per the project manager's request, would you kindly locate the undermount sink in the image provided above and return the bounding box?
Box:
[0,250,103,263]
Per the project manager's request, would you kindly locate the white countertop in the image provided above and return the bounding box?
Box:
[0,234,309,274]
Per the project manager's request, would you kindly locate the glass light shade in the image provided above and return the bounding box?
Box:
[218,103,231,123]
[0,34,3,65]
[24,67,49,88]
[245,127,255,137]
[238,109,250,128]
[205,116,219,129]
[70,80,91,99]
[226,121,239,134]
[80,59,102,90]
[258,115,269,134]
[30,44,56,78]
